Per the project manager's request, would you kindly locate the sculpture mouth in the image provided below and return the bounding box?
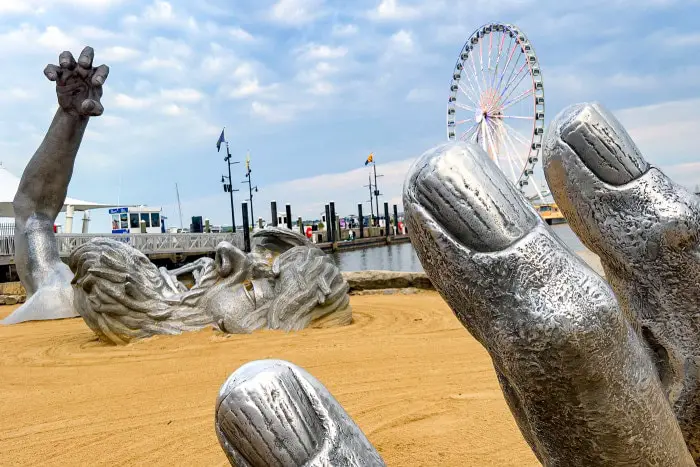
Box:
[403,142,539,253]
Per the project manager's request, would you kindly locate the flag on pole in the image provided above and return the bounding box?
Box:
[216,128,226,152]
[246,150,251,172]
[365,152,374,166]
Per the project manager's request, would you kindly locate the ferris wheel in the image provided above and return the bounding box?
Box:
[447,22,547,201]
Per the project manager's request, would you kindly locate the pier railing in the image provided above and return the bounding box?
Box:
[0,232,244,260]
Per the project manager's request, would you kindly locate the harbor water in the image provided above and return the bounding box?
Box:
[330,224,587,272]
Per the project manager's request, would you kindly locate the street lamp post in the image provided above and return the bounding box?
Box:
[241,150,258,226]
[222,141,240,232]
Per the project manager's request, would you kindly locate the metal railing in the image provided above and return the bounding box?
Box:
[0,232,244,259]
[0,222,14,237]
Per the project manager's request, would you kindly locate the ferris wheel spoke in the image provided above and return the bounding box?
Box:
[501,87,533,111]
[503,120,533,148]
[488,119,518,183]
[489,33,509,90]
[487,31,493,74]
[459,121,479,141]
[495,39,519,97]
[501,124,529,178]
[499,59,527,99]
[501,115,534,120]
[479,35,488,91]
[479,121,491,158]
[483,118,504,170]
[455,102,479,113]
[468,50,484,97]
[500,65,531,106]
[457,81,481,108]
[489,57,523,114]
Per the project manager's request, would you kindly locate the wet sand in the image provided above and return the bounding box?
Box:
[0,293,538,466]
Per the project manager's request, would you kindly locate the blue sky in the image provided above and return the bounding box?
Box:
[0,0,699,232]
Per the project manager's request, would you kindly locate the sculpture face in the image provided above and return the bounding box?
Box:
[68,229,351,345]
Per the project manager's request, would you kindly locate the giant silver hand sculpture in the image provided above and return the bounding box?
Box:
[4,47,108,325]
[215,360,385,466]
[218,103,700,465]
[2,47,352,345]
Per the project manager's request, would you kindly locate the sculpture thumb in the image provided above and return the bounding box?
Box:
[215,359,385,467]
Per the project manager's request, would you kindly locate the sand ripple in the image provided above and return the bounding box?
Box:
[0,292,537,466]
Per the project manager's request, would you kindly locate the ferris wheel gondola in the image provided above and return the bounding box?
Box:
[447,22,548,201]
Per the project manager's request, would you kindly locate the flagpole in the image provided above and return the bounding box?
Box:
[219,127,240,233]
[227,142,236,232]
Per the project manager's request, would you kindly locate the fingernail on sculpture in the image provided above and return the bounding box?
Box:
[215,360,385,467]
[3,47,352,345]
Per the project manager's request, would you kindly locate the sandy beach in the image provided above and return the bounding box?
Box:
[0,292,537,466]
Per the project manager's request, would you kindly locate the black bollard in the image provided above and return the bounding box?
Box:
[358,203,364,239]
[271,201,278,227]
[242,202,251,252]
[285,204,292,229]
[324,204,331,243]
[393,204,399,236]
[329,201,337,242]
[384,202,390,238]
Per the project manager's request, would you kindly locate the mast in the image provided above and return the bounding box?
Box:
[175,183,183,229]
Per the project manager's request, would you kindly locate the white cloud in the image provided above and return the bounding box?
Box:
[101,46,140,62]
[229,27,255,41]
[144,0,175,21]
[228,80,279,99]
[296,43,348,60]
[160,88,204,103]
[405,88,434,102]
[0,88,34,101]
[369,0,421,21]
[269,0,325,27]
[251,101,296,122]
[332,24,358,36]
[112,93,152,110]
[0,0,124,14]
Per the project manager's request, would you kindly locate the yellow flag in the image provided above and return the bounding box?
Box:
[365,153,374,166]
[246,150,250,172]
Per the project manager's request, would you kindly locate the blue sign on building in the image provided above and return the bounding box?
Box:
[108,207,128,214]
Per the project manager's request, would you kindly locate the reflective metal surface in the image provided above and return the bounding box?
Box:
[401,102,698,464]
[215,360,385,467]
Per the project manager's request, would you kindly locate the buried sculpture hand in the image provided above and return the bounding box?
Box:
[402,102,700,465]
[3,47,109,325]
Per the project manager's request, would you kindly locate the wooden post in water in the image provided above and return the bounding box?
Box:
[329,201,337,243]
[358,203,364,239]
[393,204,399,236]
[383,202,390,240]
[285,204,292,230]
[242,202,251,253]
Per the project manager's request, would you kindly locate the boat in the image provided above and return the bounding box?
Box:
[533,202,566,225]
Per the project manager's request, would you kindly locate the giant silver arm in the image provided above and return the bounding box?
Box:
[2,47,108,325]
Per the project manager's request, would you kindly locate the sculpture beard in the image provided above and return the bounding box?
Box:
[69,231,351,345]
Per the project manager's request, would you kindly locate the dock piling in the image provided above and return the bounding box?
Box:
[271,201,278,227]
[358,203,364,239]
[242,202,251,252]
